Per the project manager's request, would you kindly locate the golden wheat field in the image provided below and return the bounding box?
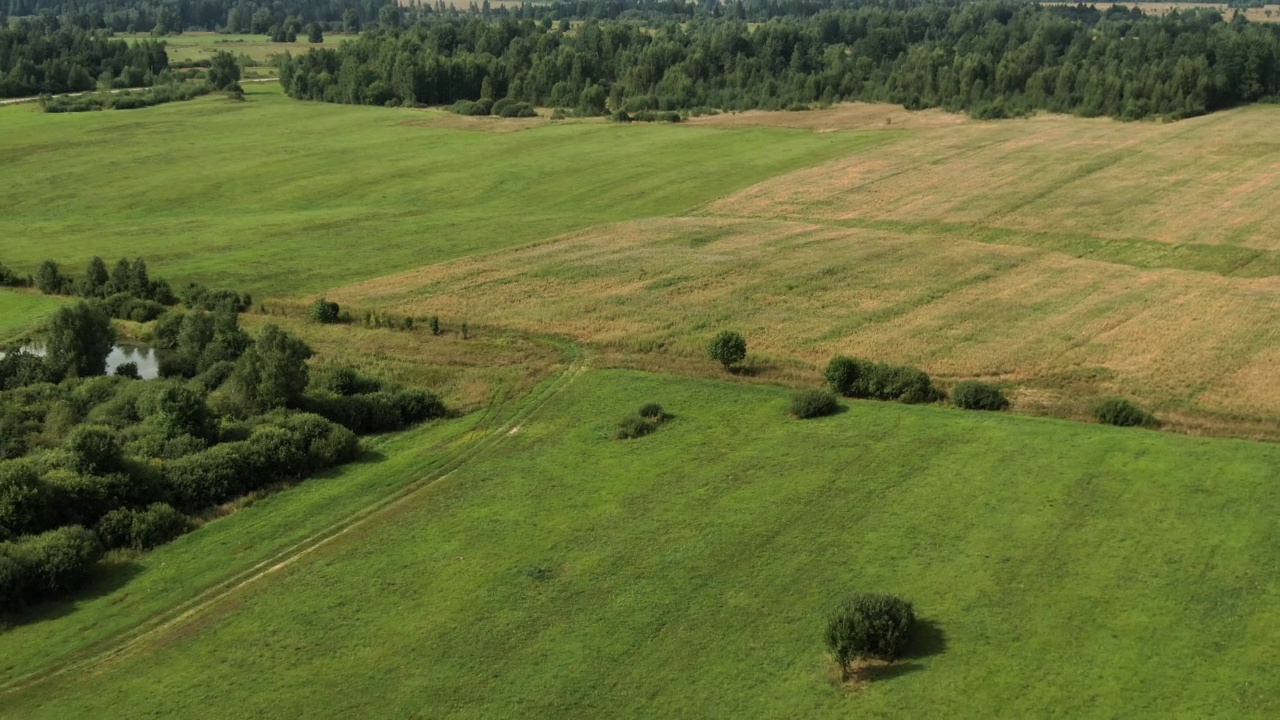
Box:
[332,104,1280,439]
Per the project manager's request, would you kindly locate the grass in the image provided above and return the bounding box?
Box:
[0,290,64,343]
[4,369,1277,716]
[0,83,888,305]
[125,31,352,65]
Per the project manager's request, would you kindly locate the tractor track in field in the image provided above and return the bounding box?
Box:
[0,341,588,698]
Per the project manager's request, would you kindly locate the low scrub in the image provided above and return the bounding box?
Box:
[825,356,941,404]
[952,381,1010,411]
[94,503,189,551]
[614,402,669,440]
[1094,398,1157,428]
[0,525,103,613]
[825,592,917,681]
[789,389,839,419]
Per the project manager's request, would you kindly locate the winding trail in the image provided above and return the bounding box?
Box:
[0,342,588,697]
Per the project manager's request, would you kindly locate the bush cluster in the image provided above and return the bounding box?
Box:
[0,526,102,613]
[40,82,211,113]
[825,592,917,680]
[824,356,942,404]
[951,381,1010,412]
[178,283,252,314]
[164,413,359,511]
[1094,398,1157,428]
[611,109,682,123]
[0,262,28,287]
[296,389,447,434]
[789,389,840,419]
[308,298,341,324]
[94,502,189,551]
[614,402,668,440]
[449,97,537,118]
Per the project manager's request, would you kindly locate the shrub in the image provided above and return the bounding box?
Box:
[0,525,103,612]
[825,593,916,680]
[708,330,747,370]
[824,355,941,404]
[613,415,653,440]
[789,389,839,419]
[308,298,341,324]
[638,403,665,421]
[312,366,381,396]
[1094,398,1156,427]
[114,362,140,379]
[824,356,869,396]
[952,381,1009,411]
[65,425,124,475]
[0,461,51,541]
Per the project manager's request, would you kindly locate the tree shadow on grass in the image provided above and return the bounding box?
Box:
[2,559,144,629]
[905,617,949,659]
[852,618,949,685]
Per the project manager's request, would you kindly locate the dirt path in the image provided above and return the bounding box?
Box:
[0,341,588,697]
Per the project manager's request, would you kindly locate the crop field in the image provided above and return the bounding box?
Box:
[1044,2,1280,23]
[4,370,1278,717]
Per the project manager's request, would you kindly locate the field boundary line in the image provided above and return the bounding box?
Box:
[0,343,588,698]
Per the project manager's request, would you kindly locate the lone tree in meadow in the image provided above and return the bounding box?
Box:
[825,593,916,681]
[207,50,241,91]
[708,330,746,371]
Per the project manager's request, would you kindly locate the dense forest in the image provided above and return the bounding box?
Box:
[0,257,446,617]
[0,17,167,96]
[1,0,395,33]
[280,0,1280,120]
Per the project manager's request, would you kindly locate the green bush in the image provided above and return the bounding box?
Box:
[825,592,916,679]
[613,415,653,440]
[708,330,747,370]
[308,298,341,324]
[638,403,665,421]
[824,355,941,404]
[312,366,381,396]
[65,425,124,475]
[1094,398,1156,427]
[952,381,1009,411]
[114,362,140,379]
[0,525,103,612]
[789,389,839,419]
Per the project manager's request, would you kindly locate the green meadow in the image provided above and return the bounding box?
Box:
[0,291,63,343]
[0,84,888,300]
[4,370,1277,717]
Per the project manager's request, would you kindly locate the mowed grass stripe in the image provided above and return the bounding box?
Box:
[0,84,893,298]
[5,370,1276,717]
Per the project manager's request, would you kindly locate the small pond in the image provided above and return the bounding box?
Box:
[1,345,160,380]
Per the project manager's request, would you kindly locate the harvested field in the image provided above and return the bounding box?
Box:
[703,105,1280,262]
[332,216,1280,437]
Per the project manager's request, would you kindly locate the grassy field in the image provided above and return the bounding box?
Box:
[0,84,886,300]
[4,369,1277,717]
[0,290,64,343]
[124,31,349,66]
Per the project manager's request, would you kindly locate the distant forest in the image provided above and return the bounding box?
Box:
[0,19,167,96]
[278,0,1280,120]
[1,0,396,33]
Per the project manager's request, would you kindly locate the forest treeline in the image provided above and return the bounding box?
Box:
[0,17,167,96]
[279,0,1280,120]
[1,0,395,34]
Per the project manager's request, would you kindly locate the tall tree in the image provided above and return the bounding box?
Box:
[44,302,116,379]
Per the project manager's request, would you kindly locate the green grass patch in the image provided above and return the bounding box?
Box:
[0,85,892,300]
[0,290,65,342]
[6,369,1277,716]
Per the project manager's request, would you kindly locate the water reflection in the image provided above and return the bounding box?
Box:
[1,345,160,380]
